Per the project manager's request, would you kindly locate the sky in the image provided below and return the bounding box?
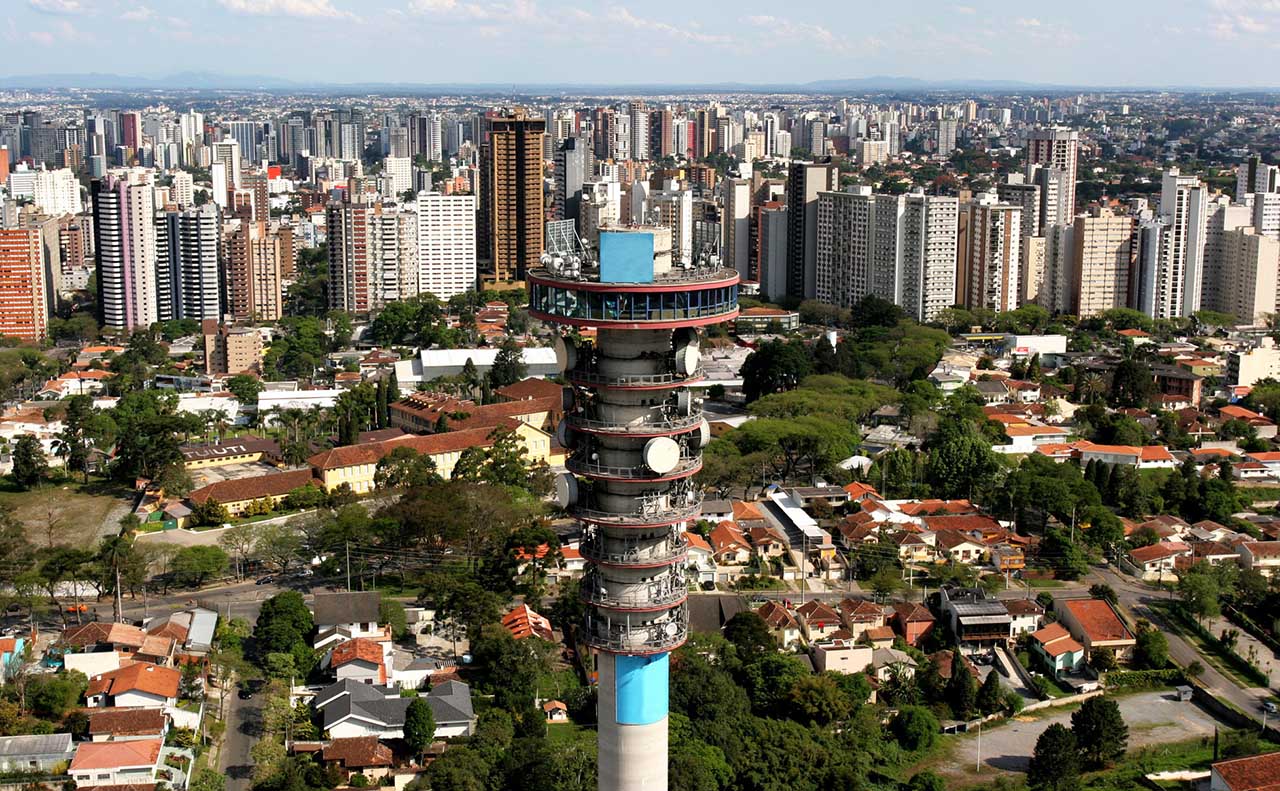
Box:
[3,0,1279,88]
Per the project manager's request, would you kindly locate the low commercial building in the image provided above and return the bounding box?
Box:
[69,738,163,787]
[1056,599,1135,660]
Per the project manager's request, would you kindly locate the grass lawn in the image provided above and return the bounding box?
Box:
[545,722,595,744]
[0,476,133,547]
[1149,601,1268,687]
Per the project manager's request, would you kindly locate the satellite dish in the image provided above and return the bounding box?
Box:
[553,473,578,509]
[554,335,577,372]
[675,344,700,376]
[676,390,693,416]
[697,417,711,448]
[644,437,681,474]
[556,420,576,450]
[664,622,681,637]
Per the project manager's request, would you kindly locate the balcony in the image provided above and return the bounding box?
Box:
[566,453,701,480]
[567,364,705,389]
[567,410,703,436]
[583,568,687,610]
[583,609,688,655]
[580,530,688,567]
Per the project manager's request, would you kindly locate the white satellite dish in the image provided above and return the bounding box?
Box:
[676,390,693,416]
[553,473,578,509]
[554,335,577,372]
[644,437,681,474]
[675,344,700,376]
[697,417,711,448]
[664,622,681,637]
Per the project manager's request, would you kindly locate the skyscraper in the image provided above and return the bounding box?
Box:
[784,159,837,300]
[416,192,476,300]
[478,109,545,283]
[1025,127,1080,222]
[958,195,1022,313]
[0,229,48,342]
[156,204,221,322]
[92,175,158,330]
[223,220,284,322]
[937,119,957,155]
[1237,154,1279,199]
[1138,168,1209,319]
[554,138,586,227]
[327,197,377,313]
[722,177,751,280]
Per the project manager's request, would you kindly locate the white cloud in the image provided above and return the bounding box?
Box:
[121,5,155,21]
[953,5,975,13]
[743,14,848,52]
[1015,17,1042,27]
[27,0,82,14]
[216,0,354,20]
[609,6,732,44]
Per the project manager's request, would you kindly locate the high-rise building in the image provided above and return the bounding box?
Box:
[527,231,738,791]
[722,177,751,280]
[1138,168,1209,319]
[629,101,649,161]
[958,195,1022,313]
[227,121,257,163]
[156,204,221,322]
[996,180,1041,238]
[92,175,158,330]
[1211,228,1279,325]
[784,159,837,300]
[223,220,283,322]
[0,229,48,341]
[478,109,545,282]
[814,187,958,322]
[1237,154,1278,199]
[1025,127,1080,222]
[326,198,377,313]
[384,156,412,198]
[937,119,957,155]
[1199,198,1252,317]
[652,186,693,266]
[203,319,262,375]
[758,203,788,300]
[211,140,243,192]
[554,138,587,227]
[416,192,476,300]
[171,171,194,209]
[1068,207,1134,317]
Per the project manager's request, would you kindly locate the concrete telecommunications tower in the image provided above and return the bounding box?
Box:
[528,227,739,791]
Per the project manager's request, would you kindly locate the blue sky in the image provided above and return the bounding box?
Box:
[2,0,1275,87]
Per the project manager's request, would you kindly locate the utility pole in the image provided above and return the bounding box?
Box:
[975,720,982,773]
[346,542,352,591]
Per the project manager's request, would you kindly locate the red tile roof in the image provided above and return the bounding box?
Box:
[307,425,505,470]
[61,622,148,649]
[1031,623,1084,657]
[71,739,162,771]
[496,378,565,402]
[1213,750,1280,791]
[1062,599,1133,643]
[501,604,553,641]
[756,600,798,630]
[88,708,167,736]
[331,638,385,669]
[1244,541,1280,559]
[86,663,180,700]
[322,736,393,768]
[188,468,317,506]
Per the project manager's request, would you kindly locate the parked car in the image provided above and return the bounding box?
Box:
[1262,700,1278,715]
[255,575,274,585]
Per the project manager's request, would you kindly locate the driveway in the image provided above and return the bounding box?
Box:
[945,691,1228,779]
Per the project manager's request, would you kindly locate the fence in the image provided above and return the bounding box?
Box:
[1021,689,1103,713]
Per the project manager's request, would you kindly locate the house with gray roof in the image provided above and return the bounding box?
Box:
[0,733,75,772]
[313,678,476,740]
[311,592,389,650]
[427,680,476,738]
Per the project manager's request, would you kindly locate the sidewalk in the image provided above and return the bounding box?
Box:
[1206,614,1278,687]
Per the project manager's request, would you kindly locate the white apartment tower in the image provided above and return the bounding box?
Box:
[1026,127,1080,222]
[722,178,751,280]
[416,192,476,299]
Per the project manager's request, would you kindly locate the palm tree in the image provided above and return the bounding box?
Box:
[1077,372,1105,404]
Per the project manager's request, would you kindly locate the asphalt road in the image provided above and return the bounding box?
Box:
[220,682,264,791]
[1091,565,1273,721]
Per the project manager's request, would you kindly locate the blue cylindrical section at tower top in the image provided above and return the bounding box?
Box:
[614,652,668,725]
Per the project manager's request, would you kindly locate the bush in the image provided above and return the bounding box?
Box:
[890,706,939,751]
[349,774,369,788]
[1104,669,1184,689]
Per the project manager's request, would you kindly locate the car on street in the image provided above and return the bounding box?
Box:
[255,575,274,585]
[238,680,265,699]
[1262,700,1279,715]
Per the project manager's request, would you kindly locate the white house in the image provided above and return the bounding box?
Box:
[992,424,1069,454]
[85,663,180,709]
[812,640,874,674]
[1238,542,1280,578]
[312,591,391,650]
[69,738,162,787]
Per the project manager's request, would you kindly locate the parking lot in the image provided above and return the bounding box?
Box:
[944,691,1230,778]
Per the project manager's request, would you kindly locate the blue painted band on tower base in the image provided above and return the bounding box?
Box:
[615,652,668,725]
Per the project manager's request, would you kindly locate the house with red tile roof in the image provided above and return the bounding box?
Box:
[1057,599,1136,660]
[69,738,163,788]
[1128,542,1191,578]
[1238,541,1280,578]
[501,604,553,642]
[795,600,842,641]
[708,521,751,566]
[85,663,180,709]
[1210,750,1280,791]
[755,601,802,648]
[1030,622,1085,677]
[88,709,168,743]
[328,638,389,685]
[838,598,888,640]
[891,603,935,647]
[321,736,394,780]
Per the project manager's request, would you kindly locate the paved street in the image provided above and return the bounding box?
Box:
[220,683,264,791]
[1091,566,1274,721]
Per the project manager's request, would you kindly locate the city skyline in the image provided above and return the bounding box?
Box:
[7,0,1280,89]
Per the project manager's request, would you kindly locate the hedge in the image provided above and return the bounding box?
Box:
[1105,669,1185,689]
[1224,605,1280,655]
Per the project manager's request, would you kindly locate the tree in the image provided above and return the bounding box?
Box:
[1071,696,1128,769]
[190,498,230,528]
[488,338,526,389]
[975,668,1003,715]
[1110,358,1156,407]
[1089,647,1118,673]
[1134,626,1169,670]
[787,673,852,725]
[945,652,976,719]
[1178,564,1222,625]
[404,697,436,757]
[890,706,938,751]
[172,546,229,587]
[1028,723,1081,791]
[926,416,1001,500]
[218,523,259,580]
[188,768,226,791]
[1088,584,1118,605]
[741,340,812,402]
[226,374,264,405]
[723,611,774,658]
[53,395,95,483]
[10,435,46,489]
